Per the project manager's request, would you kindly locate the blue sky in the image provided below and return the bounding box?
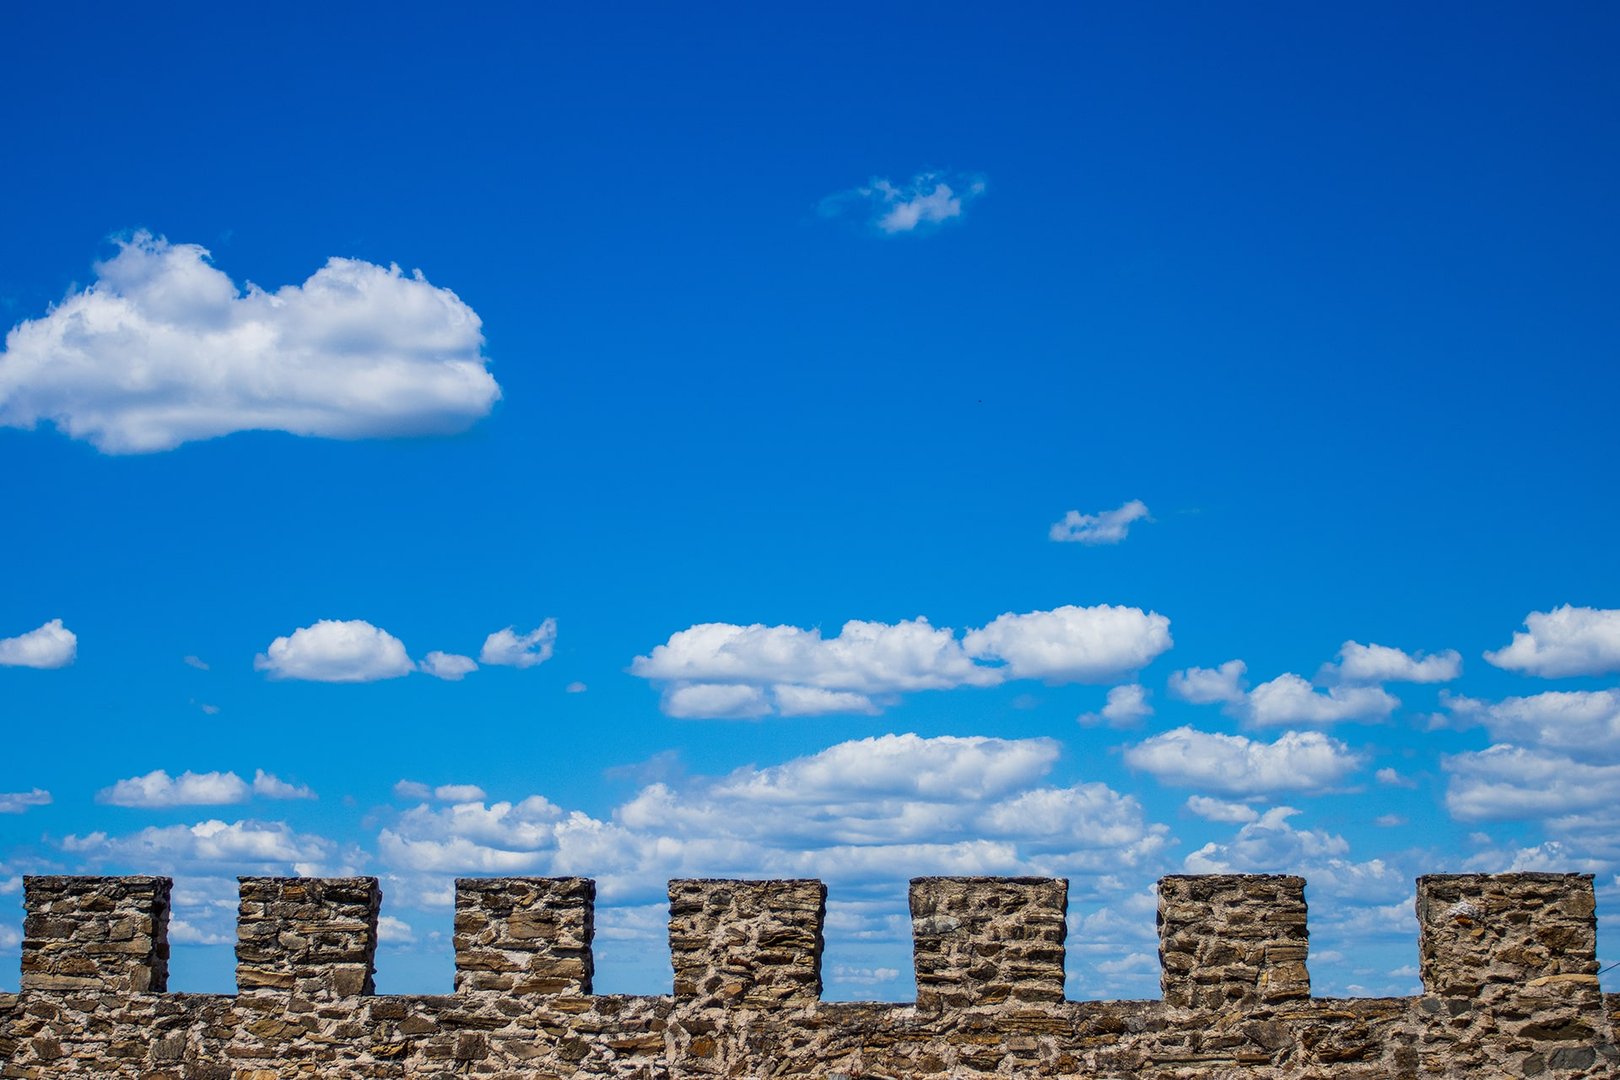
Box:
[2,2,1619,1000]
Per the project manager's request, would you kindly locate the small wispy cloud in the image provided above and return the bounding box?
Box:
[1050,500,1151,545]
[821,171,986,235]
[0,789,51,814]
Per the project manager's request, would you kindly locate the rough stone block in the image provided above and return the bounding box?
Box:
[21,876,171,993]
[1416,873,1598,998]
[668,878,824,1008]
[910,876,1067,1009]
[454,876,595,994]
[236,876,379,997]
[1158,874,1309,1010]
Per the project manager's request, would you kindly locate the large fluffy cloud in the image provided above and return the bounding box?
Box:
[1183,807,1405,902]
[1484,605,1620,678]
[255,619,414,682]
[378,732,1166,905]
[632,605,1171,718]
[0,619,77,669]
[1048,500,1150,545]
[0,233,499,453]
[62,819,345,876]
[1123,726,1363,795]
[1167,660,1399,727]
[1443,745,1620,821]
[963,605,1172,682]
[1444,689,1620,761]
[1242,674,1399,727]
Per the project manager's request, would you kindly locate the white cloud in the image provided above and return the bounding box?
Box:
[962,605,1173,683]
[1444,689,1620,761]
[662,683,772,719]
[1323,641,1461,685]
[252,770,315,801]
[420,651,477,681]
[1374,767,1417,789]
[377,732,1166,906]
[1124,726,1362,795]
[0,789,51,814]
[1079,684,1153,728]
[708,734,1059,806]
[1184,808,1406,903]
[63,819,344,876]
[1184,807,1345,869]
[824,172,986,234]
[98,769,313,806]
[1167,660,1248,705]
[479,620,556,669]
[168,918,231,946]
[1243,673,1398,727]
[1443,744,1620,821]
[0,233,499,453]
[565,681,588,693]
[1484,605,1620,678]
[0,618,77,669]
[634,606,1171,719]
[183,655,209,670]
[378,915,417,946]
[254,619,414,682]
[635,617,995,694]
[1184,796,1259,824]
[393,780,489,803]
[1170,656,1399,727]
[1048,500,1151,545]
[98,769,250,807]
[771,685,880,717]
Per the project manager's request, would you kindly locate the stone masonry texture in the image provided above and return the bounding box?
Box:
[911,876,1067,1009]
[668,879,825,1009]
[235,877,380,998]
[454,876,595,995]
[1,872,1616,1078]
[1158,874,1310,1010]
[20,876,169,995]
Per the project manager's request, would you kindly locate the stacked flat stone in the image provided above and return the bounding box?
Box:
[668,879,824,1009]
[1157,873,1310,1009]
[1417,872,1600,996]
[235,876,379,997]
[454,876,595,994]
[910,876,1067,1009]
[20,876,170,993]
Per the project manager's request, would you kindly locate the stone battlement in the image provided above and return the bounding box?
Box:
[3,872,1616,1077]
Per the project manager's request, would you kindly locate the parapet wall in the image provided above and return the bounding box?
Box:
[2,872,1616,1077]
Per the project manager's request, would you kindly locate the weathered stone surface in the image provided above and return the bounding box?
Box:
[235,876,379,998]
[911,876,1067,1009]
[668,878,824,1009]
[454,876,595,994]
[20,876,170,994]
[1418,872,1598,996]
[1159,873,1311,1010]
[3,872,1616,1077]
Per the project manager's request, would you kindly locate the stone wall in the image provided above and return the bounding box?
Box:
[2,872,1616,1078]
